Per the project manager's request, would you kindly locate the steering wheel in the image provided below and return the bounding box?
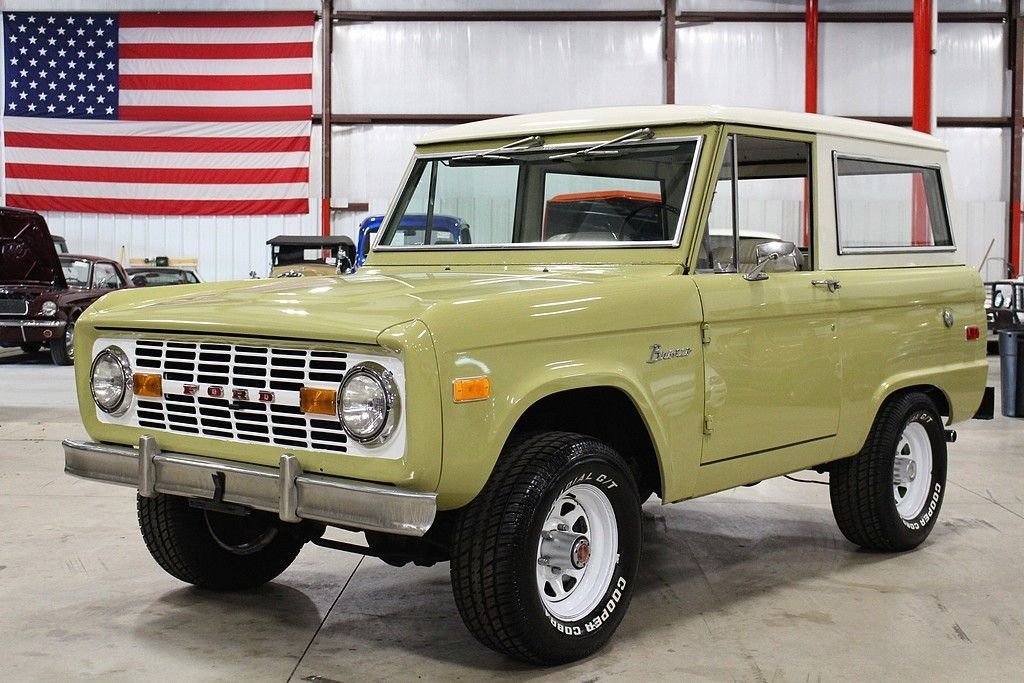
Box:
[617,202,680,241]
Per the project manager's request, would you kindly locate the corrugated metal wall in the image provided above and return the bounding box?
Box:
[0,0,1016,280]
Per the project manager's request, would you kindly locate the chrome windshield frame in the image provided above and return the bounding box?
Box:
[372,134,705,255]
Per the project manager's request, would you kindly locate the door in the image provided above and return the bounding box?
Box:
[693,132,841,465]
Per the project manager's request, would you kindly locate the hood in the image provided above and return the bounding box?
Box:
[82,267,677,346]
[0,207,66,288]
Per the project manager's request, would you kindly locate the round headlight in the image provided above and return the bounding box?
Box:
[338,362,399,444]
[40,301,57,316]
[90,346,132,416]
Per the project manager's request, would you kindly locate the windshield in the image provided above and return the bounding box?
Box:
[60,256,91,287]
[378,136,701,251]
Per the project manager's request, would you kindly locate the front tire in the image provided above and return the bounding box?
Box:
[450,432,642,664]
[829,392,947,551]
[137,494,305,590]
[49,320,75,365]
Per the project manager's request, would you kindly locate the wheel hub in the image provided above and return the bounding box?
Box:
[570,537,591,569]
[539,528,589,572]
[893,456,918,484]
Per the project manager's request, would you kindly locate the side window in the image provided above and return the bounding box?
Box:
[698,135,812,274]
[91,263,124,289]
[834,157,953,252]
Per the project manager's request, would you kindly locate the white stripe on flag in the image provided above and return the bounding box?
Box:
[4,148,310,169]
[120,26,312,45]
[119,90,312,107]
[119,58,313,76]
[2,118,310,138]
[8,179,310,201]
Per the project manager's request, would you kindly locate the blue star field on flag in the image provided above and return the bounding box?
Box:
[5,12,119,119]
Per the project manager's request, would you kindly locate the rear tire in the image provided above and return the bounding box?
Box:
[829,392,947,551]
[450,432,642,664]
[137,494,305,590]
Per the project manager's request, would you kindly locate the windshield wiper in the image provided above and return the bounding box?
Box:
[548,127,655,161]
[448,135,545,164]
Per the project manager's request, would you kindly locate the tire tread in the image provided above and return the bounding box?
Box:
[830,392,944,552]
[450,431,636,664]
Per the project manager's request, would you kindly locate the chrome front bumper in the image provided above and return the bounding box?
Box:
[63,436,436,537]
[0,319,62,327]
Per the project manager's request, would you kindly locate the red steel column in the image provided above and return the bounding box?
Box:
[321,0,333,237]
[1010,3,1023,277]
[911,0,934,246]
[664,0,677,104]
[912,0,934,134]
[805,0,818,113]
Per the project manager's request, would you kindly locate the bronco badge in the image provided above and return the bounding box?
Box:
[647,343,692,364]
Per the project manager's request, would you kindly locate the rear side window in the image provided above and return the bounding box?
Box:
[834,156,953,253]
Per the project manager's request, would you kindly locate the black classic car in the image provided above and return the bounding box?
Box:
[0,207,132,365]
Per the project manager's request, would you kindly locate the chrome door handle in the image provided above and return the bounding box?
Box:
[811,279,842,293]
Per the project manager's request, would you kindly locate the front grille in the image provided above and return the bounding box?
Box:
[128,339,349,453]
[0,299,29,316]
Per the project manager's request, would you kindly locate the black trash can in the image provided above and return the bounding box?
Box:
[999,329,1024,417]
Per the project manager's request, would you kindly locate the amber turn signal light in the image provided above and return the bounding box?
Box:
[132,373,163,398]
[453,376,491,403]
[300,386,338,415]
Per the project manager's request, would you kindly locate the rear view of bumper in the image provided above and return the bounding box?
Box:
[63,436,436,536]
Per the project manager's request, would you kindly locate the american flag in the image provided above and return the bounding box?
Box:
[2,11,313,215]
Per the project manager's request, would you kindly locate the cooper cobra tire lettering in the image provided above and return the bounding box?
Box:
[903,482,943,531]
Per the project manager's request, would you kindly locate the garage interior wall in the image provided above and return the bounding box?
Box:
[0,0,1017,281]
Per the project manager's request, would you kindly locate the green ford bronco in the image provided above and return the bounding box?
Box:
[65,106,991,664]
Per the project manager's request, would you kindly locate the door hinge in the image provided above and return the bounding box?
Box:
[703,415,714,435]
[701,323,711,345]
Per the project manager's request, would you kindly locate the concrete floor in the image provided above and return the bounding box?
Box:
[1,348,1022,682]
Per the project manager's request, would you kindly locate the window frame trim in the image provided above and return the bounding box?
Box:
[832,151,956,255]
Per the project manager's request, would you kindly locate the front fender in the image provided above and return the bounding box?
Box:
[433,329,704,509]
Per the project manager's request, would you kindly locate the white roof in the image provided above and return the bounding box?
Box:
[417,105,945,151]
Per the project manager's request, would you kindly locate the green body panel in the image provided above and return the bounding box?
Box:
[687,266,986,497]
[75,304,444,491]
[830,267,988,455]
[695,271,841,465]
[423,267,705,508]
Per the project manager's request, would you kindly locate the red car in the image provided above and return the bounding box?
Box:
[0,207,132,365]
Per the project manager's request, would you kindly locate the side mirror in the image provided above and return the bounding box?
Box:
[744,240,797,282]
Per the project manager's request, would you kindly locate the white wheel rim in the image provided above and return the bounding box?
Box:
[893,421,933,520]
[535,483,618,622]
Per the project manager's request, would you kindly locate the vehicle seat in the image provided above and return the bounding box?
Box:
[710,246,736,273]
